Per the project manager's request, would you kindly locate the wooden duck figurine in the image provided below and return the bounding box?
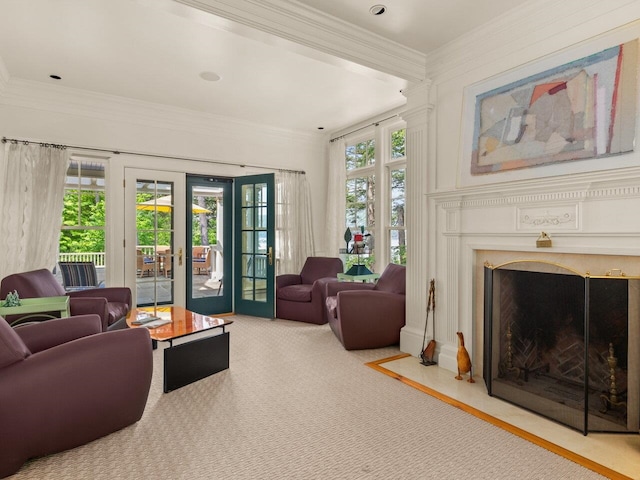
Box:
[455,331,475,383]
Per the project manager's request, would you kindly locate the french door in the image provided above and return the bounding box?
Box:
[124,169,275,317]
[124,169,186,307]
[186,175,232,314]
[234,174,275,318]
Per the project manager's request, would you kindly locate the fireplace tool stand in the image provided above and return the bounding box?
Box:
[420,279,437,366]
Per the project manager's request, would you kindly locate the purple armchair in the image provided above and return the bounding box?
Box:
[1,269,132,331]
[276,257,343,324]
[0,315,152,478]
[325,263,406,350]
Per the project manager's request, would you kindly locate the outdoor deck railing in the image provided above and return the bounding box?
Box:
[58,252,106,267]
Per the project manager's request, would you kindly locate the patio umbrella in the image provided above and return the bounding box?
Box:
[136,195,211,214]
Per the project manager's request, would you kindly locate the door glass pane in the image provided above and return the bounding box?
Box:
[256,231,267,254]
[242,277,254,300]
[135,180,173,306]
[243,185,254,206]
[240,183,268,304]
[257,206,267,229]
[242,232,253,253]
[190,185,224,302]
[242,208,253,229]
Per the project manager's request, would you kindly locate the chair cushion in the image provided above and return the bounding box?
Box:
[59,262,98,289]
[107,302,130,326]
[325,296,338,319]
[0,318,30,368]
[277,284,312,303]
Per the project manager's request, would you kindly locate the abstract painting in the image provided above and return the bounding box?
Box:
[470,40,637,176]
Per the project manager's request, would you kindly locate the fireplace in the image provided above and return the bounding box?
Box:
[483,260,639,435]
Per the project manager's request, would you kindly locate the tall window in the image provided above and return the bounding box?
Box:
[60,159,106,267]
[388,129,406,265]
[345,139,375,268]
[342,125,407,270]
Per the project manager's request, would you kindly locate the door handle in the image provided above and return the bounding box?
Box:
[268,246,273,266]
[178,247,183,266]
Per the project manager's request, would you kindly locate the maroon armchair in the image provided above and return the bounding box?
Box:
[0,314,152,478]
[0,269,132,331]
[325,263,406,350]
[276,257,343,324]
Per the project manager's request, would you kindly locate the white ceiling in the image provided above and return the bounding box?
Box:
[295,0,526,54]
[0,0,527,133]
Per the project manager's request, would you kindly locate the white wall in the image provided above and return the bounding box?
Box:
[0,81,329,283]
[401,0,640,372]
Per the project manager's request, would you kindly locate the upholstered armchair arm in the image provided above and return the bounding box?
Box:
[337,290,406,346]
[68,287,132,308]
[14,315,102,354]
[68,297,110,331]
[276,274,302,289]
[326,281,375,297]
[311,277,340,305]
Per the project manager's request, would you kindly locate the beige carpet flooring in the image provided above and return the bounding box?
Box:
[13,316,607,479]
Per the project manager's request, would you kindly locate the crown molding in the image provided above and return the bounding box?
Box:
[0,79,320,143]
[172,0,426,83]
[424,0,640,83]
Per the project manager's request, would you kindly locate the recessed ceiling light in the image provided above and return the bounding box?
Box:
[199,71,221,82]
[317,127,324,130]
[369,5,386,15]
[49,74,62,80]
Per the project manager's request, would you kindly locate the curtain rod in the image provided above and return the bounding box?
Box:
[1,137,306,175]
[329,114,399,143]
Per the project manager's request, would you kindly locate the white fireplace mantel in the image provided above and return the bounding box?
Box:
[400,165,640,376]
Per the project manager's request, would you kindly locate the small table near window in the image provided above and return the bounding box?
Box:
[0,296,71,326]
[337,272,380,283]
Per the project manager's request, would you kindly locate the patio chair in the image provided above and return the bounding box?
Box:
[136,249,156,277]
[192,246,211,275]
[58,261,105,291]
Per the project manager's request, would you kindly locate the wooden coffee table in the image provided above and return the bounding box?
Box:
[128,306,233,393]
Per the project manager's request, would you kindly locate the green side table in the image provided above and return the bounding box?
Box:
[0,296,71,327]
[337,272,381,283]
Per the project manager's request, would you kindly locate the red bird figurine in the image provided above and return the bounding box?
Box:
[455,331,475,383]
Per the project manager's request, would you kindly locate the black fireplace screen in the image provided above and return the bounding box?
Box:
[483,261,638,435]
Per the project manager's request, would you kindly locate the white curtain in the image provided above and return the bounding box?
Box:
[325,139,346,257]
[0,141,69,280]
[275,171,314,275]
